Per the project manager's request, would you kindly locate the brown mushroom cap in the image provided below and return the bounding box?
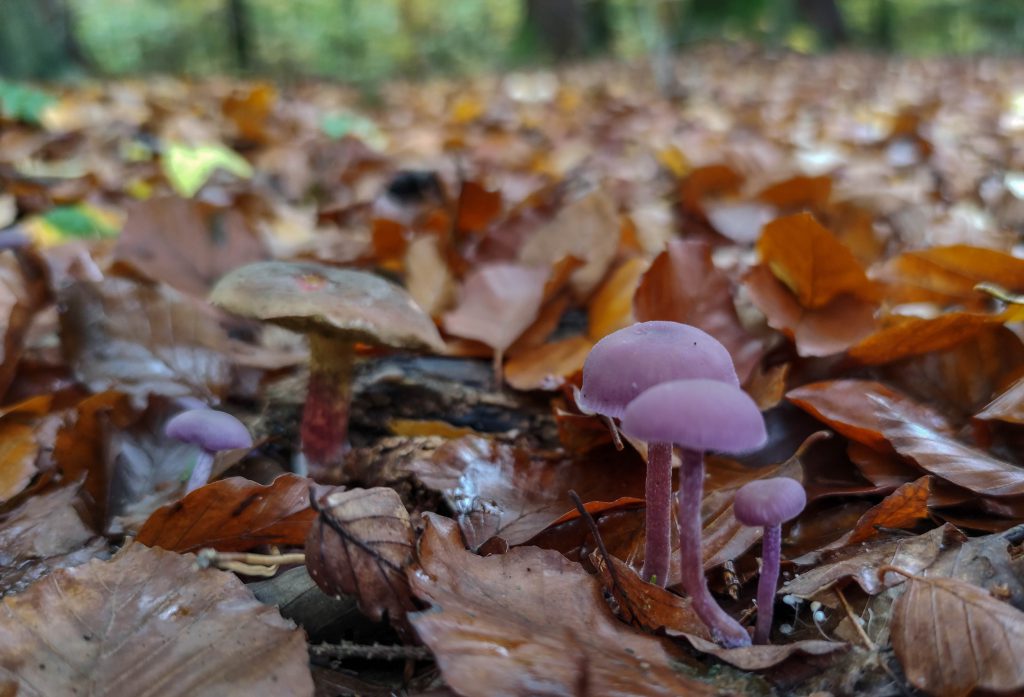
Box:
[210,261,445,352]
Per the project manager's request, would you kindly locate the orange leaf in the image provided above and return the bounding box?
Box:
[757,212,876,310]
[757,175,832,210]
[847,312,1001,365]
[847,477,931,544]
[504,335,592,391]
[744,265,876,357]
[976,375,1024,424]
[588,257,649,340]
[456,181,502,232]
[0,421,37,505]
[679,164,743,212]
[875,245,1024,307]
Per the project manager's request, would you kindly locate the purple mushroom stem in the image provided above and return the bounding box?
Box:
[679,448,752,648]
[756,524,782,645]
[640,441,673,586]
[185,450,216,493]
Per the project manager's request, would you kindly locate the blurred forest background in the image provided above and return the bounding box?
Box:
[2,0,1023,83]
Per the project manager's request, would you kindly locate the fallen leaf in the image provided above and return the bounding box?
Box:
[407,436,645,549]
[846,477,932,544]
[787,380,951,452]
[757,212,876,309]
[681,634,846,671]
[587,256,648,340]
[305,487,415,629]
[442,262,549,358]
[409,514,719,697]
[679,164,743,212]
[0,421,38,505]
[757,175,832,211]
[503,335,592,391]
[162,141,253,197]
[743,265,877,356]
[113,196,267,298]
[847,312,1003,365]
[222,83,276,142]
[977,374,1024,424]
[0,542,313,697]
[58,277,234,406]
[0,251,47,400]
[889,569,1024,697]
[881,411,1024,497]
[875,245,1024,307]
[137,474,320,553]
[456,180,502,232]
[783,524,963,599]
[404,234,454,316]
[634,238,762,380]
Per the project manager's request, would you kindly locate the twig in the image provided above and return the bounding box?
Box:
[835,588,875,651]
[310,641,432,662]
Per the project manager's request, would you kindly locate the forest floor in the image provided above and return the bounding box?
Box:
[1,45,1024,696]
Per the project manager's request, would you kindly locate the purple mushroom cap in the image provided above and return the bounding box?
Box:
[733,478,807,527]
[165,409,253,453]
[578,321,740,419]
[620,378,766,453]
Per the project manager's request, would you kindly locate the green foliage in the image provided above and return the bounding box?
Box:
[0,81,56,125]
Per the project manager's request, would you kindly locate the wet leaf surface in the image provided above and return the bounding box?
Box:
[0,542,313,697]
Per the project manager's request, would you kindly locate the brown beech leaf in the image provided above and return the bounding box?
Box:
[976,374,1024,424]
[679,163,743,212]
[847,312,1002,366]
[0,485,105,598]
[846,477,932,544]
[681,634,846,671]
[503,335,592,391]
[518,188,619,298]
[889,569,1024,697]
[634,238,762,380]
[407,436,644,549]
[59,277,233,406]
[305,487,415,629]
[0,421,38,505]
[409,514,719,697]
[137,474,320,553]
[587,256,648,340]
[521,496,646,567]
[592,552,711,640]
[783,524,963,599]
[744,265,877,356]
[442,262,549,355]
[113,196,267,298]
[880,411,1024,497]
[756,212,876,309]
[0,542,313,697]
[0,251,47,400]
[787,380,951,453]
[456,180,503,232]
[757,175,832,211]
[875,245,1024,307]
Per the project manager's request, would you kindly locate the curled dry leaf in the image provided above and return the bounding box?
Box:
[306,487,416,628]
[743,264,877,356]
[783,524,963,599]
[786,379,951,452]
[889,568,1024,697]
[681,634,846,672]
[409,513,719,697]
[113,196,267,298]
[976,374,1024,424]
[0,542,313,697]
[407,436,644,549]
[503,335,591,391]
[847,312,1005,366]
[634,238,762,380]
[137,474,321,553]
[756,212,876,309]
[846,476,931,544]
[58,277,233,407]
[757,175,832,211]
[874,244,1024,307]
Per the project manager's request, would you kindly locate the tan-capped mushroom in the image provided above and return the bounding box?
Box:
[210,261,444,478]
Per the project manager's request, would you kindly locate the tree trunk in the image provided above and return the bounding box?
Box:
[0,0,87,78]
[226,0,253,72]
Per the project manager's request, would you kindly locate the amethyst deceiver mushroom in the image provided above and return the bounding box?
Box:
[578,321,738,588]
[621,378,767,648]
[734,477,807,644]
[210,261,444,479]
[165,408,253,492]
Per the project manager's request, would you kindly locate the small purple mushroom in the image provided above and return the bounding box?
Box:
[734,477,807,644]
[165,409,253,493]
[578,321,739,588]
[622,378,767,648]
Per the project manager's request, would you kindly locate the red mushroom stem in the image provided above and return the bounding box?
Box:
[679,448,751,648]
[301,334,355,478]
[755,523,782,644]
[641,441,673,586]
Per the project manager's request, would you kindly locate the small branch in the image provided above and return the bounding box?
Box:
[835,588,875,651]
[310,641,433,662]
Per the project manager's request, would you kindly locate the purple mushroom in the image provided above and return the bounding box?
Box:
[621,378,767,648]
[578,321,739,588]
[734,477,807,644]
[165,408,253,493]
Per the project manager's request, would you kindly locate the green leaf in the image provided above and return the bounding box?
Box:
[0,80,56,126]
[161,142,253,198]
